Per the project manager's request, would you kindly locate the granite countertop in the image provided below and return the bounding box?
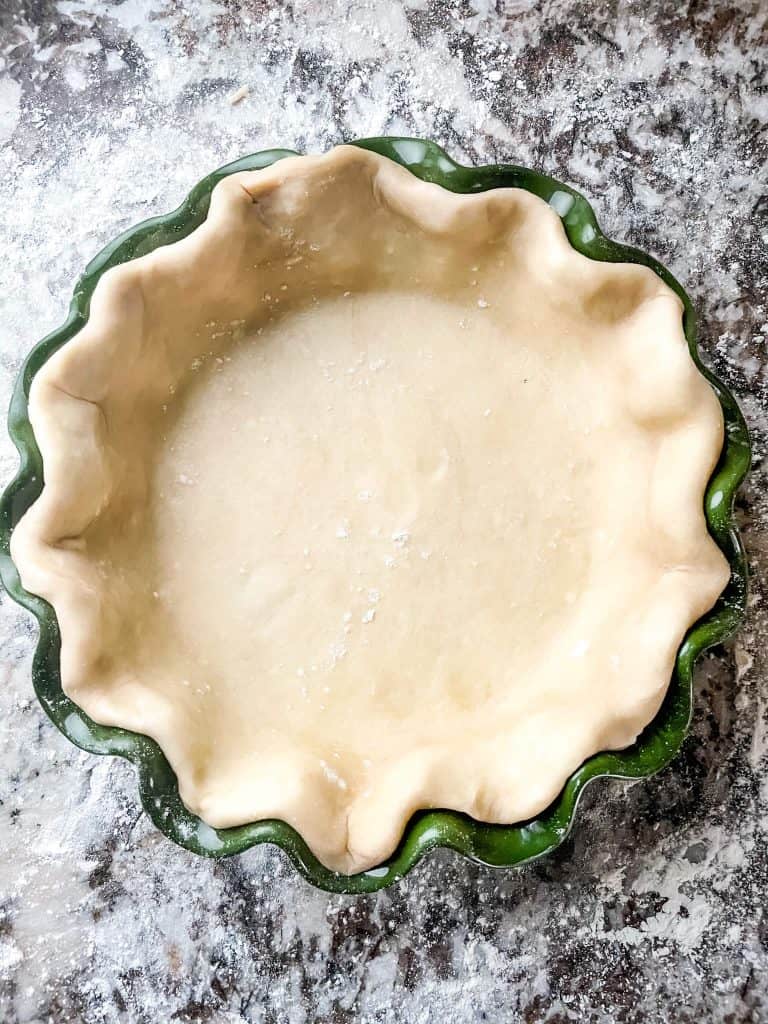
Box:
[0,1,766,1021]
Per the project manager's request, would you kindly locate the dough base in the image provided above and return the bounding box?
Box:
[11,147,729,872]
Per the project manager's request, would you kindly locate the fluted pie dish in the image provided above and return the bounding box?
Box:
[0,139,749,892]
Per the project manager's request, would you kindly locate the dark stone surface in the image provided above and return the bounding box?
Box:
[0,1,766,1021]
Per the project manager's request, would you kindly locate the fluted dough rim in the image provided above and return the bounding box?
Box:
[2,141,747,886]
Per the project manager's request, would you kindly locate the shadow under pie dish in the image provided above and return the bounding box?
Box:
[1,139,749,892]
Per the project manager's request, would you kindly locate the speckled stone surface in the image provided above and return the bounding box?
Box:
[0,1,766,1021]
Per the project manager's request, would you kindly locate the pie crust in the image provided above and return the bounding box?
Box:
[11,146,729,873]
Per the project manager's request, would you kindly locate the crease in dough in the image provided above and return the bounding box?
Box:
[11,146,729,873]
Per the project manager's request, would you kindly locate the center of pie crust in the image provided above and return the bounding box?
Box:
[11,146,729,873]
[149,289,592,789]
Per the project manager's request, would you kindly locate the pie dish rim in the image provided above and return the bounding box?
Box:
[0,136,750,892]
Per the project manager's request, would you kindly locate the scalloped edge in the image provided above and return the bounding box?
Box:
[0,138,750,893]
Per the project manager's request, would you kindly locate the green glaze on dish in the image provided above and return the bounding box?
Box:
[0,138,750,893]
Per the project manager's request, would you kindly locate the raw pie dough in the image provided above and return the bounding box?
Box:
[12,146,729,873]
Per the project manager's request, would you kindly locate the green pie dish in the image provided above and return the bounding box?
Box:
[0,138,750,893]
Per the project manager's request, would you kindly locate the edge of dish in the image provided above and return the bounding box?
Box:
[0,137,750,893]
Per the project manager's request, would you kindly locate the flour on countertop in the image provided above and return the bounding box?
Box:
[0,0,767,1021]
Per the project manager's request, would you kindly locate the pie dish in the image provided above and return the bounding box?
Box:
[0,138,749,891]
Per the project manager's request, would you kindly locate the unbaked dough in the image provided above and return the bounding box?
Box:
[11,146,729,872]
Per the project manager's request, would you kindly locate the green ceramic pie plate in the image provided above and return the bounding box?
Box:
[0,138,750,893]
